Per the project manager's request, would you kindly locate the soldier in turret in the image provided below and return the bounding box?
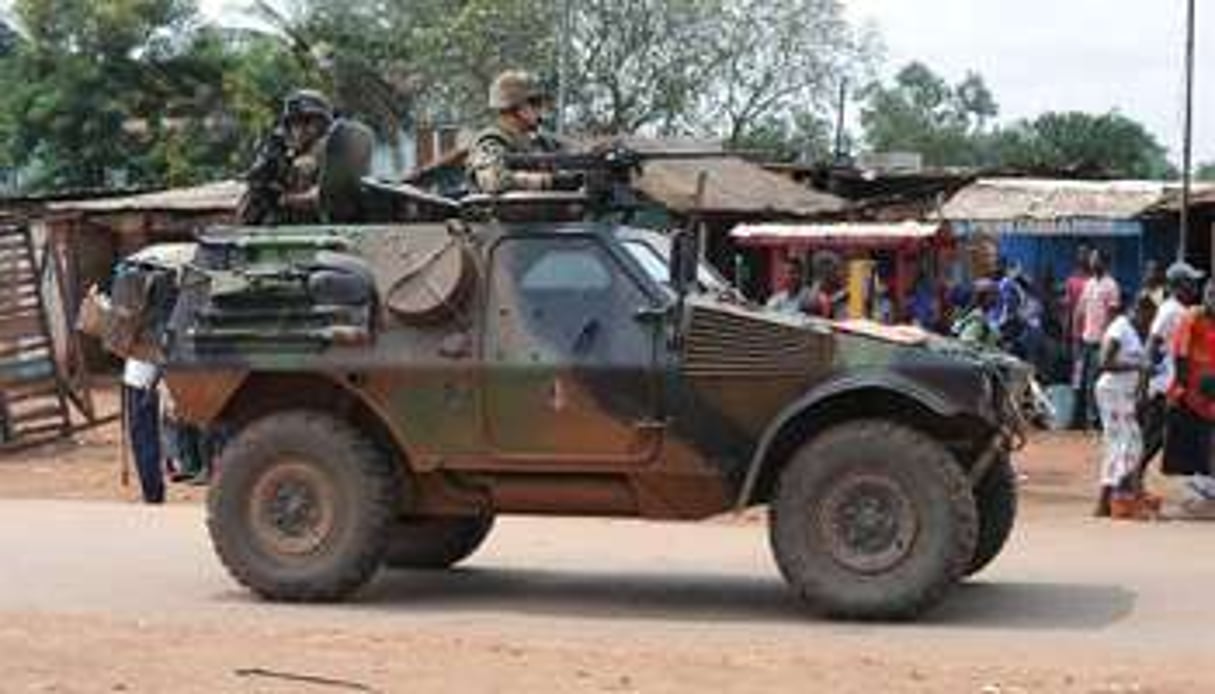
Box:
[467,70,578,194]
[239,89,374,224]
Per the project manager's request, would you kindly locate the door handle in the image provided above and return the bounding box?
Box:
[634,305,670,323]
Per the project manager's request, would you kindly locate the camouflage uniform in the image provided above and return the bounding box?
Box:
[283,135,326,223]
[467,124,554,194]
[467,70,563,194]
[241,90,375,224]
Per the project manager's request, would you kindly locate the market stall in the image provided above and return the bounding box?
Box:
[730,221,955,323]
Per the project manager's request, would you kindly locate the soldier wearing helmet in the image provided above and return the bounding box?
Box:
[279,90,335,220]
[240,89,374,224]
[466,70,574,194]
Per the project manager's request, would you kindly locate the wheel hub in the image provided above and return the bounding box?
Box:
[249,460,337,557]
[818,473,918,574]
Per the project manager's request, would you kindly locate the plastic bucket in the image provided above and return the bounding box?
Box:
[1045,384,1075,431]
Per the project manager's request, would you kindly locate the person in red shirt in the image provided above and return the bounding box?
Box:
[1164,279,1215,516]
[1073,249,1120,429]
[1064,244,1092,347]
[803,251,845,319]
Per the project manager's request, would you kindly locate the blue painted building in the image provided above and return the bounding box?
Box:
[942,179,1180,293]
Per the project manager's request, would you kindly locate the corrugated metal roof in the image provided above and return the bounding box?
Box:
[1151,183,1215,212]
[48,180,244,214]
[636,156,845,217]
[731,221,944,246]
[941,178,1168,221]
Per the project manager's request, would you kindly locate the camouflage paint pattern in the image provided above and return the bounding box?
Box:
[110,219,1028,521]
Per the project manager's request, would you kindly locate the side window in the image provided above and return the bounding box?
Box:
[488,237,655,366]
[519,248,612,292]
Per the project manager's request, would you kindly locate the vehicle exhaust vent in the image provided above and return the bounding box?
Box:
[683,304,828,377]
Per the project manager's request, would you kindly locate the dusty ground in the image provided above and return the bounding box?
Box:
[0,402,1211,693]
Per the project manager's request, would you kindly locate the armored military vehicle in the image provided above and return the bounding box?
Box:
[84,166,1029,621]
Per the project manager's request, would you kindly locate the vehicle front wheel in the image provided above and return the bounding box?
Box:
[207,410,401,602]
[383,515,495,570]
[769,420,977,620]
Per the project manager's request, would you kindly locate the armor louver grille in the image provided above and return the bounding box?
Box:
[683,305,826,376]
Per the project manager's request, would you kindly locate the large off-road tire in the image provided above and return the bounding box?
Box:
[207,410,401,602]
[966,455,1018,577]
[383,515,495,570]
[769,420,978,620]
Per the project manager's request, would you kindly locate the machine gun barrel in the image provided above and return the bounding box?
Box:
[501,149,728,172]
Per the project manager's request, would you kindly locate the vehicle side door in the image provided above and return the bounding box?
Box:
[483,233,664,463]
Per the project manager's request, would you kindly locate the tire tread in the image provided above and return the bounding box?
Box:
[769,419,977,620]
[207,410,401,602]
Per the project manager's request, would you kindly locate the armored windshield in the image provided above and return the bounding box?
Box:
[618,234,728,294]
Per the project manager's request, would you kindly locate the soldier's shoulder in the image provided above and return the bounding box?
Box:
[472,125,514,147]
[331,117,375,139]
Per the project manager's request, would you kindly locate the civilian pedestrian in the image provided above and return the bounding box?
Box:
[909,267,940,331]
[1143,260,1167,307]
[1073,249,1120,430]
[1093,293,1155,518]
[953,279,1000,349]
[1139,261,1204,480]
[1064,244,1092,348]
[804,251,845,319]
[765,257,808,315]
[1164,279,1215,517]
[122,358,164,504]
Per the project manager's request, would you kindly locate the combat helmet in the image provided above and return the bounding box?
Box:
[488,70,544,111]
[282,89,334,123]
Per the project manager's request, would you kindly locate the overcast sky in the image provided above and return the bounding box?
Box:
[845,0,1213,163]
[204,0,1212,164]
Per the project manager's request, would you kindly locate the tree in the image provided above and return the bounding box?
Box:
[240,0,551,169]
[729,112,833,163]
[243,0,870,151]
[0,0,261,190]
[992,111,1173,179]
[1197,162,1215,182]
[859,62,998,167]
[564,0,716,135]
[413,0,555,123]
[697,0,870,148]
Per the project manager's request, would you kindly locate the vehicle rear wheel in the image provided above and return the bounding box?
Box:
[966,454,1018,577]
[207,410,401,602]
[383,515,495,570]
[769,420,977,620]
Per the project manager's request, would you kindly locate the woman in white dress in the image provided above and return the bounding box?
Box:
[1094,293,1156,517]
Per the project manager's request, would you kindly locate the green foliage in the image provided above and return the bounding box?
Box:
[991,111,1173,179]
[699,0,870,147]
[859,62,998,167]
[247,0,869,151]
[1196,162,1215,182]
[729,112,833,163]
[0,0,873,190]
[0,0,309,191]
[7,2,1181,193]
[414,0,556,122]
[566,0,717,134]
[861,62,1174,179]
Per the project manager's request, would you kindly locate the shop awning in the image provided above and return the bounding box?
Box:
[730,221,947,247]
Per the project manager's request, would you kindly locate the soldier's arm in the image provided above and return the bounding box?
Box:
[468,138,552,193]
[282,185,320,211]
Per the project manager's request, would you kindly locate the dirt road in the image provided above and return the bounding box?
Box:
[1,492,1213,693]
